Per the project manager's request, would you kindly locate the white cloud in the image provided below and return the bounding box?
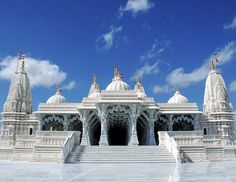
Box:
[131,61,159,80]
[153,85,170,94]
[140,39,170,61]
[166,41,236,87]
[97,26,123,50]
[224,17,236,30]
[0,56,67,88]
[229,80,236,92]
[62,81,76,90]
[118,0,154,17]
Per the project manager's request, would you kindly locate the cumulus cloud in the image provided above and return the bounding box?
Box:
[153,85,170,94]
[229,80,236,92]
[97,26,123,50]
[224,17,236,30]
[62,81,76,90]
[140,39,170,61]
[131,61,159,80]
[0,56,67,88]
[166,41,236,87]
[118,0,154,17]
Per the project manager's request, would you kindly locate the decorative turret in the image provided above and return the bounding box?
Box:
[3,51,32,114]
[88,74,101,98]
[106,67,131,91]
[203,55,231,115]
[134,76,146,99]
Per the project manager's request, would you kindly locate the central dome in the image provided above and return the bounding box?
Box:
[106,68,131,91]
[47,88,67,104]
[168,90,189,104]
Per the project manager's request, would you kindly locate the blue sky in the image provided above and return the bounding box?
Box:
[0,0,236,111]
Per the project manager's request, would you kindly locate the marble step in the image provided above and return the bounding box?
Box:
[66,145,175,163]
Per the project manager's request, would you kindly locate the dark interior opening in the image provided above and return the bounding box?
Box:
[137,117,148,145]
[89,119,101,145]
[108,122,128,145]
[154,121,168,145]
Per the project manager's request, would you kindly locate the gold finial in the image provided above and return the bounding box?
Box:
[210,60,215,70]
[18,50,25,72]
[93,74,97,83]
[173,86,178,93]
[21,60,25,71]
[114,67,118,77]
[136,75,141,84]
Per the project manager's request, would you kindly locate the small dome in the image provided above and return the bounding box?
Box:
[106,68,130,91]
[46,89,66,104]
[168,90,189,104]
[88,91,100,98]
[137,91,146,99]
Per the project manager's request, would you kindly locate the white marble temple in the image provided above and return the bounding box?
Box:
[1,160,236,181]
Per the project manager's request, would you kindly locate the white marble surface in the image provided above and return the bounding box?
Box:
[1,160,236,181]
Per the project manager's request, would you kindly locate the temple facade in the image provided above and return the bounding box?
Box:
[0,57,235,163]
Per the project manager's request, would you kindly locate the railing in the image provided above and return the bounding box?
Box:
[61,131,81,162]
[35,131,74,146]
[158,131,180,162]
[168,131,203,137]
[36,131,72,137]
[203,139,223,147]
[15,139,36,148]
[168,131,204,146]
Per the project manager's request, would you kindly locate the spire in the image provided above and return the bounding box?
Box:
[114,67,118,77]
[18,50,26,72]
[56,87,63,95]
[136,75,142,92]
[210,60,215,70]
[136,75,141,84]
[210,52,220,71]
[93,74,99,91]
[3,50,32,114]
[93,74,97,84]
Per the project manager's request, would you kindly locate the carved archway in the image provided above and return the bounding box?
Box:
[42,115,64,131]
[154,115,168,145]
[172,115,194,131]
[106,105,131,145]
[68,115,83,143]
[89,115,101,145]
[137,114,149,145]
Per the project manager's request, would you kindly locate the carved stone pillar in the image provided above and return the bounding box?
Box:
[81,121,89,145]
[79,111,89,146]
[149,120,155,145]
[129,115,139,146]
[168,114,173,131]
[99,117,108,146]
[63,115,69,131]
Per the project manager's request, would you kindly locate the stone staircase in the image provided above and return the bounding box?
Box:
[65,145,175,163]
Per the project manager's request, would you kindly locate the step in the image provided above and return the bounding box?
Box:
[65,145,175,163]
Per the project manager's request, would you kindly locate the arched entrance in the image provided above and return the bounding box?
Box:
[107,111,130,145]
[42,115,64,131]
[89,117,101,145]
[172,115,194,131]
[68,116,83,144]
[137,115,149,145]
[154,115,168,145]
